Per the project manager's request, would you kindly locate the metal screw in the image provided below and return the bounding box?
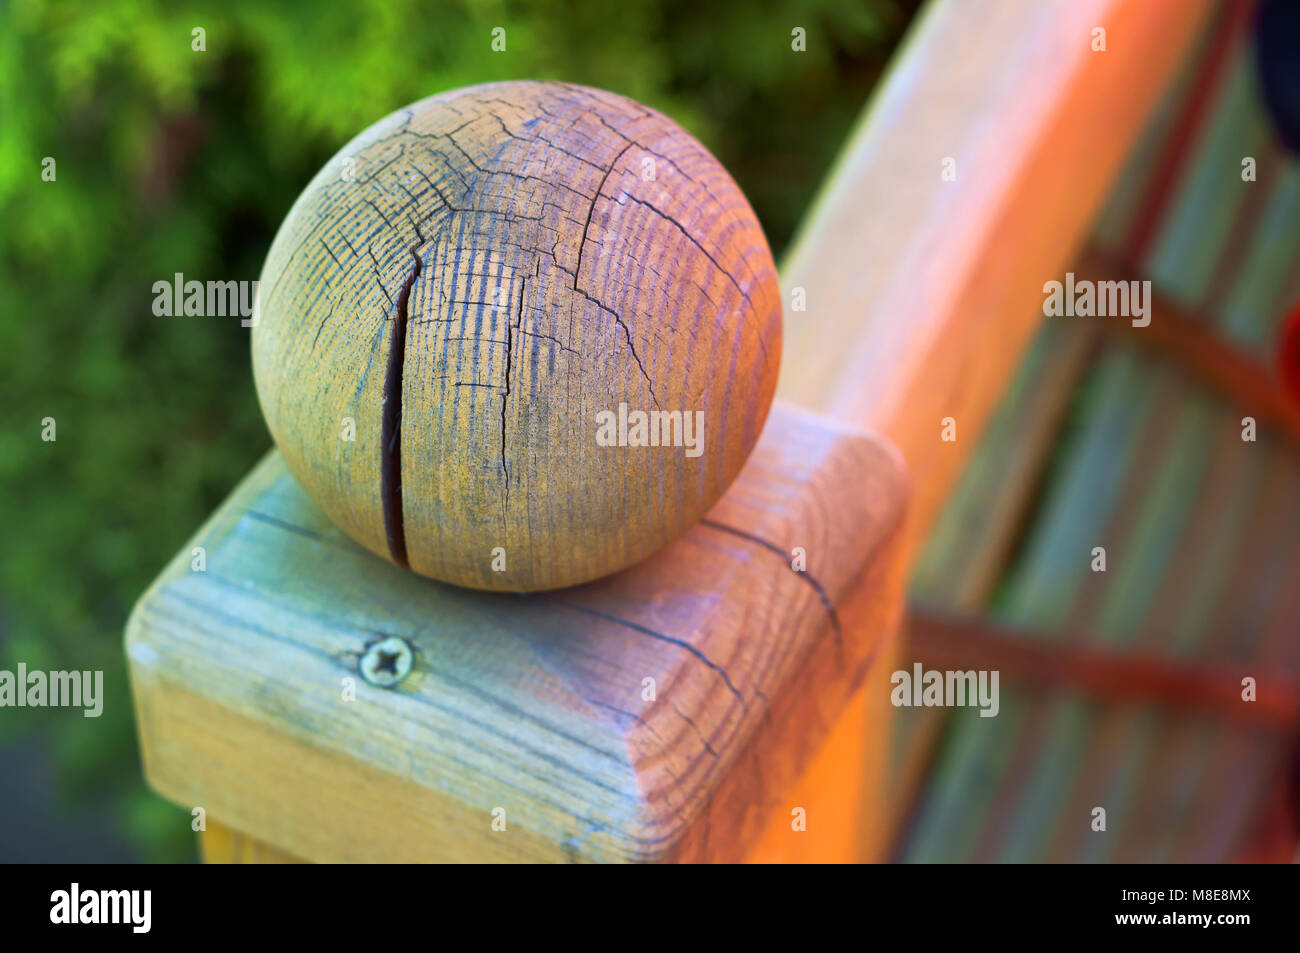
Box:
[359,635,414,688]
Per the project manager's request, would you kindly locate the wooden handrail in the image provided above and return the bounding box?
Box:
[779,0,1217,553]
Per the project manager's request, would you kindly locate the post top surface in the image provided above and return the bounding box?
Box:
[127,400,907,862]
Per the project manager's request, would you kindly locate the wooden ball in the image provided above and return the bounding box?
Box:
[252,81,781,591]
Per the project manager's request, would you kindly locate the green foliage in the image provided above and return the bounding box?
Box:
[0,0,913,861]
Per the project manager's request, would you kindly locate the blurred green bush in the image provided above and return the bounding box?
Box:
[0,0,914,861]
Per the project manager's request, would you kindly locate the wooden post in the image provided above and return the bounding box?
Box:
[199,822,302,864]
[128,402,908,862]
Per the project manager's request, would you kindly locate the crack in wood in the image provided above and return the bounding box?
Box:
[381,250,422,568]
[700,518,843,645]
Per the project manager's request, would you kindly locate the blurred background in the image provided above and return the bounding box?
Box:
[892,0,1300,862]
[0,0,918,861]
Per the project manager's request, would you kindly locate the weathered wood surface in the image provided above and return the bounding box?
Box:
[252,80,780,592]
[777,0,1216,549]
[127,401,907,862]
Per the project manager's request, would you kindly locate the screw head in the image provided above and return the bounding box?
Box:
[359,635,414,688]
